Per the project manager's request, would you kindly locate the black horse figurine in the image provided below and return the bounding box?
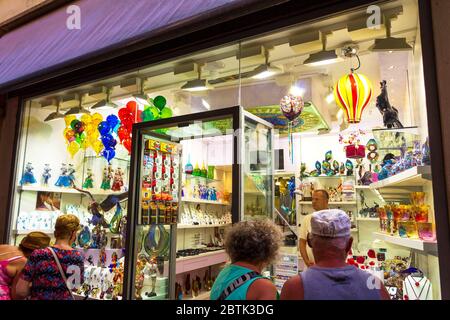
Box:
[376,80,403,128]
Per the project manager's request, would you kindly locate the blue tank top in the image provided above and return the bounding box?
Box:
[210,264,262,300]
[300,265,381,300]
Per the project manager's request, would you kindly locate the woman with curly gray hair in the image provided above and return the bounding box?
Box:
[210,219,283,300]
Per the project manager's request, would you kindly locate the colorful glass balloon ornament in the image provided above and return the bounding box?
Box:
[142,95,173,129]
[117,101,142,154]
[97,119,119,164]
[280,94,304,163]
[334,70,373,124]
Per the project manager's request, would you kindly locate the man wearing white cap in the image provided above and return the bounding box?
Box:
[281,209,390,300]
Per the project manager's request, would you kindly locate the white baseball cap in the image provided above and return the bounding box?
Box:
[311,209,351,238]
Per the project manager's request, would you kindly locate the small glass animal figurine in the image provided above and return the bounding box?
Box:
[41,164,51,185]
[67,164,76,186]
[83,168,94,189]
[20,162,37,185]
[100,165,113,190]
[184,154,193,174]
[111,167,124,191]
[55,163,69,187]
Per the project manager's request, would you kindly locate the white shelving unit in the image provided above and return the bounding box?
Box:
[177,224,231,229]
[299,201,357,205]
[373,232,437,254]
[369,166,431,189]
[18,185,125,196]
[357,217,379,222]
[181,198,230,205]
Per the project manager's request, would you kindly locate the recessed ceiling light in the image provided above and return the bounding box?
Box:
[388,65,395,70]
[326,92,335,104]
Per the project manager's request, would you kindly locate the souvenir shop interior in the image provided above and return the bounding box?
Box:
[8,0,442,300]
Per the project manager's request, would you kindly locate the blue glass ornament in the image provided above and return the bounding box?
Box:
[98,121,112,136]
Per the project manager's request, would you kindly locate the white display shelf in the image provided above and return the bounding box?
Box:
[369,166,431,189]
[182,198,230,205]
[357,217,379,222]
[18,185,126,196]
[13,229,53,235]
[274,171,296,177]
[355,185,371,189]
[299,201,357,205]
[351,229,358,233]
[183,173,222,183]
[302,175,355,179]
[176,249,228,274]
[177,224,232,229]
[373,232,438,253]
[184,290,211,300]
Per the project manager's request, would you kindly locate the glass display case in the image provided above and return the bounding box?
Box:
[124,106,274,300]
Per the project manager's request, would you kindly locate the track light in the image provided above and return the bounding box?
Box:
[44,101,65,122]
[133,78,149,105]
[64,96,90,116]
[181,66,212,92]
[251,49,281,79]
[369,17,412,52]
[304,33,339,66]
[91,88,118,110]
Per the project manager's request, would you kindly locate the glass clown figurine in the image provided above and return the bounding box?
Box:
[100,165,113,190]
[111,167,124,191]
[41,164,52,185]
[83,168,94,189]
[55,163,70,187]
[20,162,37,185]
[67,164,76,187]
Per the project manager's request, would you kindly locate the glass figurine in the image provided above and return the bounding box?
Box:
[78,225,91,248]
[41,164,51,185]
[200,162,207,178]
[192,162,200,177]
[100,165,113,190]
[55,163,70,187]
[67,164,76,186]
[83,168,94,189]
[20,162,37,185]
[111,167,124,191]
[185,154,193,174]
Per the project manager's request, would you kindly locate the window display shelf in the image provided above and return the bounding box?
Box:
[17,185,126,196]
[177,224,232,229]
[176,249,227,274]
[183,173,222,183]
[357,217,379,222]
[369,166,432,189]
[182,198,230,205]
[299,201,357,205]
[13,229,53,235]
[274,171,296,177]
[373,232,438,253]
[301,175,355,179]
[184,290,211,300]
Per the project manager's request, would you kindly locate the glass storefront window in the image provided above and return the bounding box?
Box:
[9,0,444,300]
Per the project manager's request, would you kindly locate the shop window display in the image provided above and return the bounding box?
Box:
[8,0,444,300]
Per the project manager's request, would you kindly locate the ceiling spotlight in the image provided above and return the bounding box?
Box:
[289,85,306,97]
[44,101,65,122]
[91,88,118,110]
[64,95,90,116]
[251,49,281,79]
[304,33,339,66]
[133,78,149,105]
[369,17,412,52]
[326,92,335,104]
[181,66,212,92]
[201,99,211,110]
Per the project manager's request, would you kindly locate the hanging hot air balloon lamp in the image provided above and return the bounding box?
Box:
[334,47,373,124]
